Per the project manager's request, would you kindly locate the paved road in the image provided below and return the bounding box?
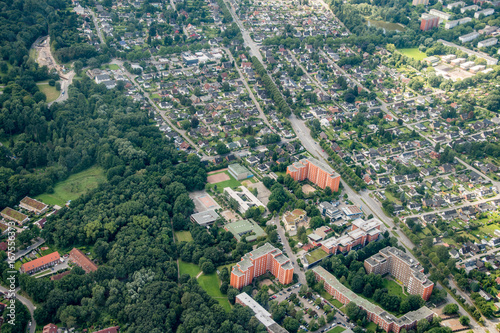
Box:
[224,48,274,130]
[274,216,306,285]
[48,70,75,106]
[222,0,263,62]
[13,238,45,261]
[91,10,105,44]
[34,261,70,279]
[110,59,208,159]
[0,285,36,333]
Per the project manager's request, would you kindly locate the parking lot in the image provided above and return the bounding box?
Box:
[272,284,353,332]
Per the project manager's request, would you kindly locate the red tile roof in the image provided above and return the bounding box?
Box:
[0,242,7,251]
[69,248,98,273]
[94,326,119,333]
[21,252,60,273]
[43,323,58,333]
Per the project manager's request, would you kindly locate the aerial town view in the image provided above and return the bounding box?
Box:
[4,0,500,332]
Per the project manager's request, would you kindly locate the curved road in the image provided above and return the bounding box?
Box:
[0,285,36,333]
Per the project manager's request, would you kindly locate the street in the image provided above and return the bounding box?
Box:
[0,285,36,333]
[13,238,45,261]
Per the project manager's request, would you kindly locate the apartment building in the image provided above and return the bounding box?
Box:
[19,197,48,215]
[230,243,293,289]
[1,207,29,225]
[420,14,439,31]
[20,252,60,274]
[321,218,382,255]
[459,31,480,43]
[475,8,494,18]
[412,0,429,5]
[429,9,452,21]
[364,247,434,301]
[286,157,341,192]
[313,266,434,333]
[235,293,289,333]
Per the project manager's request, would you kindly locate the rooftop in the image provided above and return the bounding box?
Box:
[224,219,266,242]
[191,210,220,225]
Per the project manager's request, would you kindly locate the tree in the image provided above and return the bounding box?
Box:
[216,142,229,155]
[191,117,199,128]
[73,60,83,74]
[459,316,470,326]
[306,270,316,287]
[201,260,215,274]
[283,317,300,333]
[434,142,441,152]
[443,303,459,315]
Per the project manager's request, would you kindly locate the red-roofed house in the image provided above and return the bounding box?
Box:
[20,252,60,274]
[43,323,58,333]
[383,114,394,122]
[69,248,98,273]
[94,326,120,333]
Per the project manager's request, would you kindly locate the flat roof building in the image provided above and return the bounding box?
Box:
[313,266,434,333]
[478,37,498,48]
[282,209,308,233]
[420,14,439,31]
[20,197,48,215]
[1,207,29,225]
[459,31,479,43]
[224,219,266,242]
[286,157,341,192]
[322,218,383,255]
[429,9,452,21]
[228,163,253,181]
[231,243,293,289]
[475,8,494,18]
[190,209,220,227]
[236,293,289,333]
[364,247,434,301]
[224,186,264,213]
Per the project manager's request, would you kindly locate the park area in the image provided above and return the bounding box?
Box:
[38,83,60,102]
[398,48,427,61]
[36,166,106,206]
[175,231,193,242]
[178,260,232,311]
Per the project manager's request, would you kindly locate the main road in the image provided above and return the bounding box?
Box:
[0,285,36,333]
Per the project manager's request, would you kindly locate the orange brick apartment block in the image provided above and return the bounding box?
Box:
[364,247,434,301]
[286,157,341,192]
[313,266,434,333]
[230,243,294,289]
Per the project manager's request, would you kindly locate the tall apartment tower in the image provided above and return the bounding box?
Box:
[286,157,341,192]
[230,243,294,289]
[420,14,439,31]
[364,247,434,301]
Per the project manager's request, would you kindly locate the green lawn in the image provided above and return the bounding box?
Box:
[365,322,378,331]
[175,231,193,242]
[35,166,106,206]
[208,171,242,192]
[38,84,60,102]
[327,326,345,333]
[305,248,328,264]
[178,260,201,277]
[398,48,427,61]
[198,273,232,311]
[108,64,120,70]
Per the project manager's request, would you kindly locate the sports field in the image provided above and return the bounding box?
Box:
[398,48,427,61]
[36,166,106,206]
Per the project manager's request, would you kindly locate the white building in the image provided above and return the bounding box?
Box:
[429,9,452,21]
[447,1,465,9]
[445,17,472,29]
[475,8,494,19]
[224,186,264,213]
[478,37,498,48]
[459,31,479,43]
[461,5,478,13]
[470,65,486,73]
[460,61,476,69]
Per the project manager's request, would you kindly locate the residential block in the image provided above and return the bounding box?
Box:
[230,243,293,289]
[286,157,341,192]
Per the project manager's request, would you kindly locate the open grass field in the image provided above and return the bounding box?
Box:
[327,326,346,333]
[365,322,378,331]
[382,279,407,299]
[398,48,427,61]
[38,84,60,102]
[198,273,232,311]
[305,248,328,264]
[36,166,106,206]
[175,231,193,242]
[178,260,201,277]
[108,64,120,70]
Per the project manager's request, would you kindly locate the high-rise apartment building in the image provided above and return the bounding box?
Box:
[364,247,434,301]
[230,243,294,289]
[420,14,439,31]
[286,157,341,192]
